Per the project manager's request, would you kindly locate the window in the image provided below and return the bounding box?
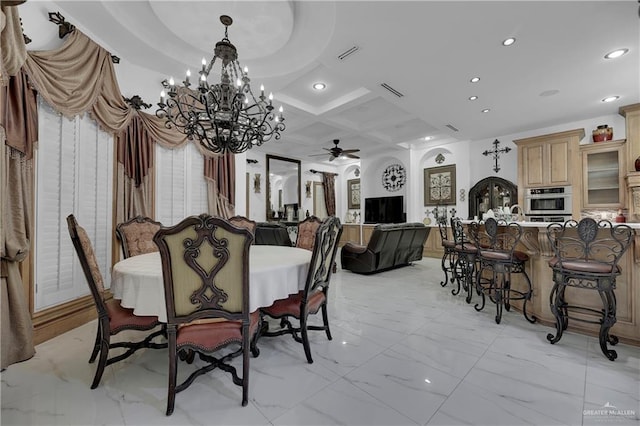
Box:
[35,99,113,310]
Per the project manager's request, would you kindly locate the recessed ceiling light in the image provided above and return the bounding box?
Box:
[313,82,326,90]
[469,96,478,101]
[604,49,628,59]
[602,96,619,103]
[470,77,480,83]
[481,108,490,113]
[502,37,516,46]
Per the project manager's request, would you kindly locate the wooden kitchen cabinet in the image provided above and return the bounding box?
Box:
[339,224,361,246]
[580,140,626,208]
[514,128,585,214]
[514,128,584,188]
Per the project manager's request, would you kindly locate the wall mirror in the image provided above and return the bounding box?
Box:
[266,154,301,222]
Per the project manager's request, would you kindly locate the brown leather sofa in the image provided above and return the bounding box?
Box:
[255,222,293,246]
[341,223,429,274]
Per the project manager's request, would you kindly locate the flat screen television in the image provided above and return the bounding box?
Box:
[364,196,404,224]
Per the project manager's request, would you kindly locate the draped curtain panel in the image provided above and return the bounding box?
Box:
[115,114,154,224]
[321,172,337,216]
[204,153,236,218]
[0,70,38,369]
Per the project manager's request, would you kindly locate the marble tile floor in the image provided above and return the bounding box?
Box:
[2,257,639,426]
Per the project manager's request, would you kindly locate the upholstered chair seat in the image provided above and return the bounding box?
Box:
[177,311,261,349]
[262,291,326,318]
[547,257,619,274]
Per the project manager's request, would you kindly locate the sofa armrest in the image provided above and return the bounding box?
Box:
[343,242,368,254]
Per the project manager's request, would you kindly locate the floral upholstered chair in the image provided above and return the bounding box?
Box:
[115,216,162,258]
[228,215,257,236]
[67,214,165,390]
[261,216,342,363]
[296,215,322,251]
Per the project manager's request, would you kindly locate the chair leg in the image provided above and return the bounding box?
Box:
[547,280,565,345]
[91,335,109,389]
[440,250,450,287]
[89,325,102,363]
[166,330,178,416]
[598,288,618,361]
[90,319,110,389]
[299,315,313,364]
[519,268,537,324]
[321,303,332,340]
[242,340,250,406]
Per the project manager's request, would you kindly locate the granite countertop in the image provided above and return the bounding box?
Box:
[459,219,640,229]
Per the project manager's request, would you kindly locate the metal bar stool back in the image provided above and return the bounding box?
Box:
[546,218,634,361]
[451,217,478,303]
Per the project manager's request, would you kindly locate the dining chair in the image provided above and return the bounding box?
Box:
[115,215,162,258]
[546,218,634,361]
[66,214,166,390]
[261,216,343,364]
[295,215,323,251]
[228,215,257,237]
[153,214,260,415]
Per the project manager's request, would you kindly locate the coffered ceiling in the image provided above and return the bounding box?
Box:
[18,1,640,164]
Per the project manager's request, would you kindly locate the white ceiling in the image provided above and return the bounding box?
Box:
[17,1,640,165]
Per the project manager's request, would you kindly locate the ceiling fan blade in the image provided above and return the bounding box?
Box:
[309,153,328,157]
[341,149,360,154]
[329,155,337,162]
[344,153,360,159]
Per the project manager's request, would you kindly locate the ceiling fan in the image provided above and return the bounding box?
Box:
[310,139,360,161]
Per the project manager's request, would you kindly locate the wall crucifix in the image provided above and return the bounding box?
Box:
[482,139,511,173]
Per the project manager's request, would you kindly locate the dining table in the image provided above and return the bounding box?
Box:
[110,245,312,322]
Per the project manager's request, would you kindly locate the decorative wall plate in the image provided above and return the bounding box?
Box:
[382,164,406,192]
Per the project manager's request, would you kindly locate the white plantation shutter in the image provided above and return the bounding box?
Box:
[156,143,208,226]
[35,99,113,311]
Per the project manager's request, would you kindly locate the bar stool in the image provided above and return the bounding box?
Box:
[451,217,478,303]
[473,218,536,324]
[546,218,634,361]
[437,218,456,287]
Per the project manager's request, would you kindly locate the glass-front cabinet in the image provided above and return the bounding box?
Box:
[580,140,626,208]
[468,177,518,219]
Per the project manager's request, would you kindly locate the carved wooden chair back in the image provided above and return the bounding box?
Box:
[228,215,257,236]
[153,214,256,414]
[296,215,323,251]
[115,216,162,258]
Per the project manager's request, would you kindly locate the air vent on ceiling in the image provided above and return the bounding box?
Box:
[338,46,359,60]
[445,124,459,132]
[380,83,404,98]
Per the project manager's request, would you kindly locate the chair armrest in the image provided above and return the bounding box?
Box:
[343,242,368,254]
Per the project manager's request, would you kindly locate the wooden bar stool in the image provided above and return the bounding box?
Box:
[546,218,634,361]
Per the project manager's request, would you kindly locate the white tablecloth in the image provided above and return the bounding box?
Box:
[111,245,311,322]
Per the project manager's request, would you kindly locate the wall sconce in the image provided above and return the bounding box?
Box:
[254,173,261,193]
[305,181,312,198]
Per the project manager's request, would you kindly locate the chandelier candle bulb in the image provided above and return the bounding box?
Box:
[260,84,264,96]
[185,69,190,85]
[160,90,165,104]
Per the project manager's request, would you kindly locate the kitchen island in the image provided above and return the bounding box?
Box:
[447,221,640,346]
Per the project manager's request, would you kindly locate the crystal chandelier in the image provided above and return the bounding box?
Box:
[156,15,285,154]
